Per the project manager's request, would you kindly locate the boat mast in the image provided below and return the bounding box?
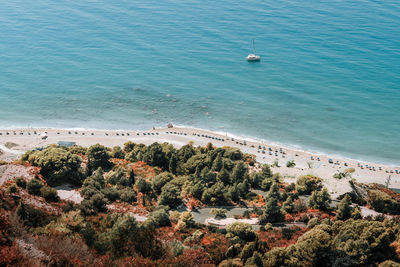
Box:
[252,39,256,55]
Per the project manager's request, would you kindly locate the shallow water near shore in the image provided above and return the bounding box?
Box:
[0,0,399,164]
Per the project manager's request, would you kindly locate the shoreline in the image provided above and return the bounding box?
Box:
[3,123,398,167]
[1,126,399,198]
[174,124,400,167]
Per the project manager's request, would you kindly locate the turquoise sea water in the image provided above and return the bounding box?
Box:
[0,0,399,164]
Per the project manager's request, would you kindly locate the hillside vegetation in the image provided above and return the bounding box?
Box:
[0,141,399,266]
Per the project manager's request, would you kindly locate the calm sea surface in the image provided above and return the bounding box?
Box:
[0,0,399,164]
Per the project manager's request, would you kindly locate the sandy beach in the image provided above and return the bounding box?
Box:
[1,126,399,199]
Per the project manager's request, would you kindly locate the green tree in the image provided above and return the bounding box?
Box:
[292,225,333,266]
[123,141,136,153]
[86,144,112,173]
[111,146,124,159]
[282,196,294,213]
[148,209,171,227]
[231,162,248,184]
[90,193,107,212]
[175,211,195,230]
[295,175,322,195]
[226,222,256,241]
[212,153,223,172]
[119,188,137,203]
[228,184,241,203]
[250,172,262,188]
[102,187,120,202]
[81,168,105,199]
[201,182,227,205]
[15,177,27,188]
[107,215,139,257]
[211,208,227,219]
[152,172,174,194]
[336,194,353,220]
[260,197,284,224]
[266,182,280,200]
[16,202,51,227]
[169,153,178,174]
[332,219,396,265]
[125,151,137,162]
[245,251,263,267]
[144,142,168,169]
[206,142,214,151]
[128,169,135,185]
[189,181,204,200]
[105,167,125,185]
[24,146,83,186]
[136,178,152,194]
[158,183,181,208]
[217,167,231,185]
[260,164,273,179]
[240,242,256,263]
[309,188,331,211]
[177,144,196,164]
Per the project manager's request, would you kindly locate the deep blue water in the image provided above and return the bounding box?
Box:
[0,0,399,164]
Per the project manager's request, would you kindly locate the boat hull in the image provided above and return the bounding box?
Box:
[246,56,260,61]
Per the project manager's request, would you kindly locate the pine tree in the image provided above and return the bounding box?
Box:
[206,142,214,151]
[336,194,353,220]
[231,162,248,184]
[261,197,284,223]
[282,196,294,213]
[194,166,201,178]
[266,182,280,200]
[250,172,262,188]
[169,153,178,174]
[260,164,273,179]
[212,153,223,172]
[309,188,331,211]
[261,183,284,223]
[128,169,135,185]
[217,167,231,185]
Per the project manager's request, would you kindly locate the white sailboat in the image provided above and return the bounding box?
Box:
[246,39,260,61]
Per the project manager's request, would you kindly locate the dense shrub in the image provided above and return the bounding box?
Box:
[23,146,84,186]
[112,146,125,159]
[369,190,400,215]
[211,208,227,219]
[226,222,255,241]
[16,202,52,227]
[159,184,181,208]
[148,209,171,227]
[40,186,60,202]
[295,175,322,195]
[7,185,17,194]
[27,179,44,195]
[119,188,137,203]
[152,172,174,194]
[15,177,26,188]
[101,187,120,202]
